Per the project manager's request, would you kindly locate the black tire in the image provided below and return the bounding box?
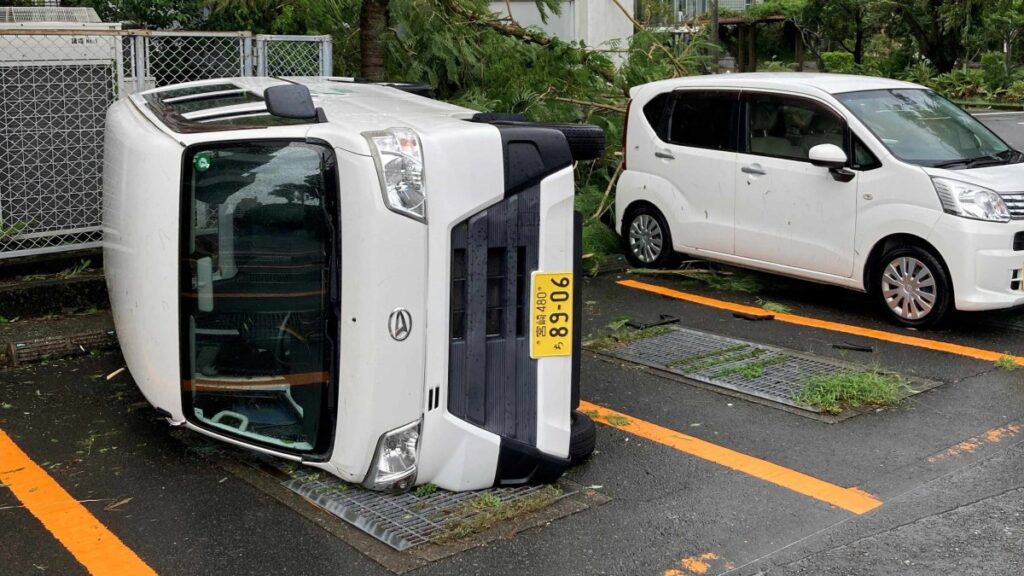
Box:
[622,204,676,268]
[533,122,606,161]
[873,244,953,328]
[569,410,596,464]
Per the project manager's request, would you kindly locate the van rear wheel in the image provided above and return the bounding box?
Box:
[623,205,675,268]
[874,245,952,328]
[569,411,596,464]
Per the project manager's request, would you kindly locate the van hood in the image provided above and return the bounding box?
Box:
[922,162,1024,194]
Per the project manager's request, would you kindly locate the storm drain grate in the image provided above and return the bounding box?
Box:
[593,326,909,416]
[283,470,558,551]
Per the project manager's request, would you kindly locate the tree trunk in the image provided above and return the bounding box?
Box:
[737,24,746,72]
[853,25,864,64]
[360,0,389,81]
[747,24,757,72]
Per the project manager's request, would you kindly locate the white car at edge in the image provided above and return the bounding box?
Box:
[616,72,1024,327]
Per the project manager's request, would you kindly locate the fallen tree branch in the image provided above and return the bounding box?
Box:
[591,159,625,222]
[551,96,626,114]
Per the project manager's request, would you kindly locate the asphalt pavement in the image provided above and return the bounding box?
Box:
[2,115,1024,576]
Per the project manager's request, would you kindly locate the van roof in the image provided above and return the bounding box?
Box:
[130,76,473,138]
[630,73,925,100]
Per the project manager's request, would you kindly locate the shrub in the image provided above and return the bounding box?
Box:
[758,59,798,72]
[928,69,986,100]
[1006,81,1024,104]
[981,51,1011,91]
[900,61,935,86]
[820,51,857,74]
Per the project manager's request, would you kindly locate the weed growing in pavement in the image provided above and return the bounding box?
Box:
[604,415,631,426]
[995,355,1019,372]
[430,485,561,544]
[415,483,439,498]
[586,325,671,350]
[793,368,910,414]
[713,354,790,380]
[61,259,91,279]
[315,482,349,496]
[758,299,792,314]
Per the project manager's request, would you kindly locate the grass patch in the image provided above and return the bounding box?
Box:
[758,299,792,314]
[430,485,561,544]
[315,482,349,496]
[793,368,910,414]
[586,325,671,350]
[713,354,789,379]
[666,345,749,370]
[995,355,1019,372]
[415,483,438,498]
[582,221,621,275]
[604,415,631,426]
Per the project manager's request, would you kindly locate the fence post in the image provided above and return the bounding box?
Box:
[255,35,267,76]
[320,35,333,76]
[241,36,254,77]
[132,34,146,93]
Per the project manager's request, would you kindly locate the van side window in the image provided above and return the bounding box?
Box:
[747,94,844,162]
[643,93,671,141]
[852,136,882,170]
[667,91,738,151]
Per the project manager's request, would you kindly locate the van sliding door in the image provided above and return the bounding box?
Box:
[179,141,339,457]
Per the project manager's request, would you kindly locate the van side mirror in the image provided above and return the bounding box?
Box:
[808,144,848,169]
[265,84,325,122]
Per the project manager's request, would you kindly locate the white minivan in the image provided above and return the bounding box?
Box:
[616,73,1024,327]
[103,77,601,491]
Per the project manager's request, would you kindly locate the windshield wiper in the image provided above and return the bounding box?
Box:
[932,151,1013,169]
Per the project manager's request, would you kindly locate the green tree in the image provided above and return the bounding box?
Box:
[881,0,984,73]
[803,0,878,64]
[983,0,1024,68]
[67,0,205,29]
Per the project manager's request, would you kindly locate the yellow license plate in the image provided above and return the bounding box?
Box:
[530,272,573,358]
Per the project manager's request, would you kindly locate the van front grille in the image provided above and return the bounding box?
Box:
[447,188,540,444]
[1004,193,1024,220]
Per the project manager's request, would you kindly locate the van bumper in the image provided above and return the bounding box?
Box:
[929,215,1024,311]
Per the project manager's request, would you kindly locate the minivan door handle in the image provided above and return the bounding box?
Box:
[741,164,766,175]
[655,149,675,160]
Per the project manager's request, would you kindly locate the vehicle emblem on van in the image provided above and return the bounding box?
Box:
[388,308,412,341]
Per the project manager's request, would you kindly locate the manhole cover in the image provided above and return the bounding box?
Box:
[590,325,933,421]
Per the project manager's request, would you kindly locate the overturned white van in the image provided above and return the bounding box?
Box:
[103,78,602,491]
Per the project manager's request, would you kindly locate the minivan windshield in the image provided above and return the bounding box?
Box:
[836,89,1016,168]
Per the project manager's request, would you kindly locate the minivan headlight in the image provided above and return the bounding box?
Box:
[364,128,426,221]
[363,420,420,491]
[932,177,1011,223]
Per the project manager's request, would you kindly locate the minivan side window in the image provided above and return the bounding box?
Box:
[666,91,738,151]
[746,94,845,162]
[643,93,671,141]
[852,136,882,170]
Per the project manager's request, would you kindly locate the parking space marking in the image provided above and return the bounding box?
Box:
[619,279,1024,366]
[0,429,157,576]
[580,401,882,515]
[927,423,1023,464]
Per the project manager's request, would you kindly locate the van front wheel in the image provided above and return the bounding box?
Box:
[874,245,952,328]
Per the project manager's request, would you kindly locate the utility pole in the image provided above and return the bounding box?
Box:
[709,0,720,71]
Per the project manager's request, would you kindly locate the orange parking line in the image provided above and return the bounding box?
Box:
[0,429,157,576]
[618,279,1024,366]
[580,401,882,515]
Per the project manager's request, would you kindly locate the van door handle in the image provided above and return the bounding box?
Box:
[655,149,675,160]
[741,164,766,175]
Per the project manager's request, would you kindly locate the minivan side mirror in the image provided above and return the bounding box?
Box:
[265,84,326,122]
[808,143,848,169]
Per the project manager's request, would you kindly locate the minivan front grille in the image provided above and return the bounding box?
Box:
[448,188,540,445]
[1004,193,1024,220]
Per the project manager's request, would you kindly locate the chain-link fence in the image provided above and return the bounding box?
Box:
[0,28,331,259]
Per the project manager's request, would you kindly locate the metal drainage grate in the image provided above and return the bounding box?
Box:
[594,326,879,414]
[284,470,557,551]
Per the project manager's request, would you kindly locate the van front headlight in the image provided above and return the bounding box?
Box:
[365,128,426,222]
[932,177,1011,223]
[363,420,420,491]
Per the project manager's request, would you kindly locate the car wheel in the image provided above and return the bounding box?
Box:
[623,205,674,268]
[875,245,953,328]
[569,410,596,464]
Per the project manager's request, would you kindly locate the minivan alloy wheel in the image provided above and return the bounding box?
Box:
[629,214,664,264]
[881,256,936,320]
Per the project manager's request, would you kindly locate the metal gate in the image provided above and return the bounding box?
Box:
[0,28,332,258]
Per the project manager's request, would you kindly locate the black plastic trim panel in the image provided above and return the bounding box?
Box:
[493,437,570,486]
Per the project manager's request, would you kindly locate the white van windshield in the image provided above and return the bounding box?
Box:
[836,89,1016,168]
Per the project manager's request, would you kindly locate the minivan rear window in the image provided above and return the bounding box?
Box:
[667,91,738,151]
